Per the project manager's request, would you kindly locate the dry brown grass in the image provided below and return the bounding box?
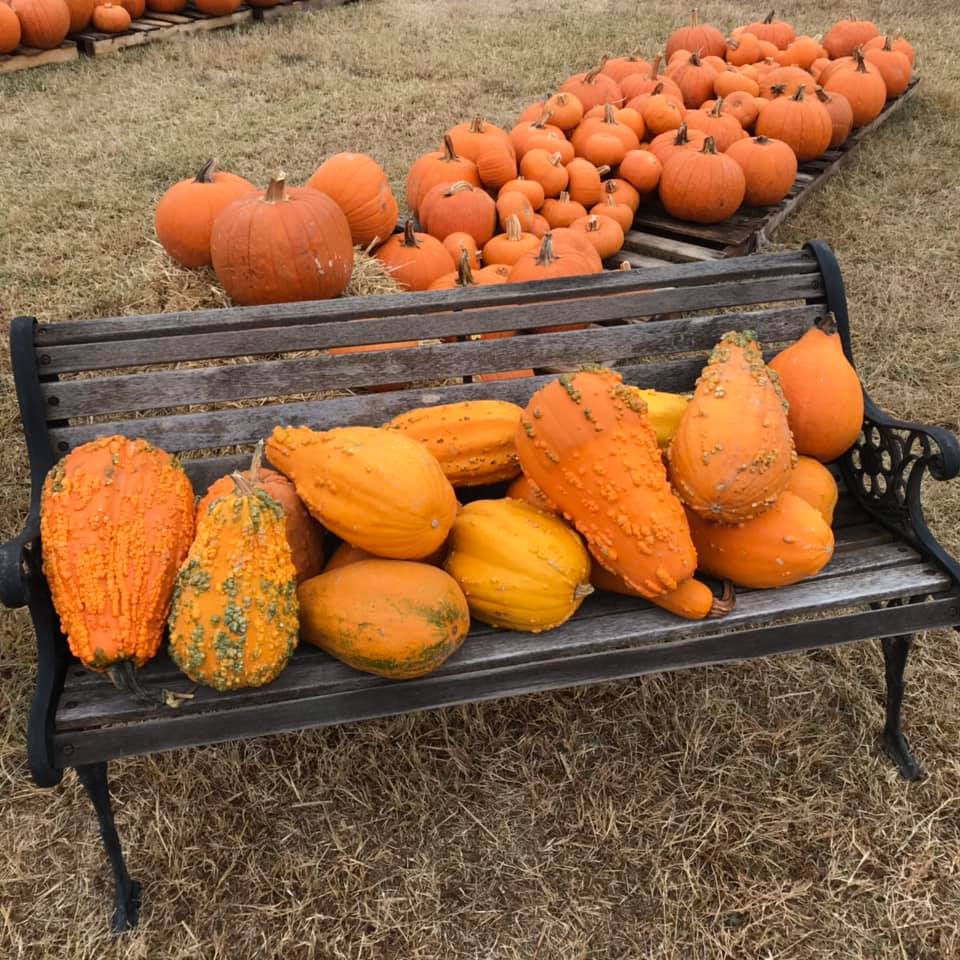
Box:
[2,1,960,957]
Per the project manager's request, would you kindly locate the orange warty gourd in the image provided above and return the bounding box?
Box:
[482,215,540,267]
[40,437,194,674]
[306,152,398,249]
[507,474,558,514]
[540,192,588,229]
[195,443,325,584]
[298,560,469,679]
[543,91,585,130]
[10,0,69,48]
[739,11,796,50]
[619,150,662,193]
[683,98,747,152]
[386,400,523,487]
[823,18,880,59]
[565,158,609,208]
[660,137,745,224]
[168,475,298,691]
[375,219,455,291]
[864,40,912,99]
[444,498,593,632]
[669,331,795,522]
[823,50,887,127]
[211,174,353,305]
[154,159,256,269]
[559,64,623,112]
[725,135,797,206]
[496,189,536,232]
[815,87,853,148]
[569,214,624,259]
[667,50,721,108]
[0,1,21,51]
[755,85,832,161]
[447,117,514,163]
[507,231,598,283]
[498,176,545,210]
[666,8,726,59]
[590,562,735,621]
[266,425,457,559]
[515,369,697,599]
[687,492,834,589]
[421,180,498,246]
[787,456,839,525]
[405,135,480,216]
[768,316,864,462]
[442,232,480,269]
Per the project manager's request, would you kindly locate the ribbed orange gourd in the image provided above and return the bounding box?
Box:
[787,456,839,525]
[386,400,523,487]
[687,492,834,588]
[168,476,298,691]
[660,137,745,224]
[768,316,864,462]
[298,560,469,679]
[725,135,797,206]
[515,369,697,599]
[590,562,734,620]
[154,159,256,268]
[267,425,457,559]
[306,152,398,248]
[669,331,795,522]
[374,219,455,291]
[195,444,325,584]
[444,499,592,632]
[40,437,195,674]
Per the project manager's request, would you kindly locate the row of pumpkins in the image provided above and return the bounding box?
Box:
[41,317,863,693]
[0,0,264,48]
[149,11,916,304]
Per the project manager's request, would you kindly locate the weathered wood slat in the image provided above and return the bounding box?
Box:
[0,42,78,73]
[606,251,673,269]
[39,285,822,375]
[622,231,724,262]
[33,251,820,347]
[630,210,758,246]
[43,295,821,419]
[53,584,959,767]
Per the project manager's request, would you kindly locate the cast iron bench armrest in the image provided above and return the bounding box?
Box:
[0,514,40,609]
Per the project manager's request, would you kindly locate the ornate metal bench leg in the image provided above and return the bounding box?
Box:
[76,763,142,933]
[880,635,924,781]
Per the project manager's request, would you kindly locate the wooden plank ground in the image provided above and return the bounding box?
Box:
[0,42,77,73]
[610,79,920,267]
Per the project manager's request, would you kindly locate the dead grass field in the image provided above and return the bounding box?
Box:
[2,1,960,957]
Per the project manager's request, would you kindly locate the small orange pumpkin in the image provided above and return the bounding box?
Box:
[660,137,745,223]
[666,8,726,60]
[569,214,624,259]
[482,215,540,267]
[540,192,588,229]
[618,149,662,194]
[683,98,748,152]
[815,87,853,148]
[442,232,480,270]
[559,63,623,112]
[519,149,569,198]
[498,176,545,210]
[421,180,498,246]
[496,189,536,232]
[405,135,480,216]
[507,231,598,283]
[725,135,797,206]
[565,158,609,208]
[375,220,456,292]
[667,50,721,108]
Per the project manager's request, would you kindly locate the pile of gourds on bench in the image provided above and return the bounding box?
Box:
[43,318,863,695]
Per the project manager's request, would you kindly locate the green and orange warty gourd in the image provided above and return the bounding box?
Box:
[669,331,795,522]
[298,560,470,679]
[40,436,195,673]
[515,369,697,599]
[267,425,457,559]
[195,443,325,584]
[168,475,298,691]
[444,498,592,632]
[787,456,839,525]
[768,315,864,462]
[385,400,523,487]
[686,492,834,589]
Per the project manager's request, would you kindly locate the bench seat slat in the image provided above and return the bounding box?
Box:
[43,299,821,421]
[54,534,931,731]
[33,251,821,347]
[39,281,823,375]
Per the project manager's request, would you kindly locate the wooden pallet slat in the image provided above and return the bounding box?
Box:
[0,41,78,73]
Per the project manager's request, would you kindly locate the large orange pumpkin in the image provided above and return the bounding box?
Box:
[754,85,832,161]
[823,50,887,127]
[10,0,69,48]
[864,40,912,99]
[420,180,498,245]
[210,174,354,305]
[306,152,399,249]
[665,8,726,60]
[154,159,256,268]
[0,1,21,50]
[660,137,745,223]
[725,135,797,206]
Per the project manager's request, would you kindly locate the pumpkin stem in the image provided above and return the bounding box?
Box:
[557,190,571,204]
[264,174,286,203]
[852,47,869,72]
[603,103,616,123]
[400,219,420,248]
[707,580,736,618]
[456,248,476,286]
[674,122,691,145]
[535,232,558,266]
[248,439,265,480]
[882,35,893,51]
[533,109,555,129]
[469,116,486,133]
[619,260,632,271]
[701,136,719,155]
[445,180,475,196]
[688,50,702,66]
[505,214,523,242]
[230,470,256,497]
[815,312,839,335]
[441,134,459,162]
[107,660,195,709]
[648,53,663,78]
[763,9,775,24]
[585,215,602,233]
[754,135,772,144]
[651,81,665,95]
[584,63,604,83]
[548,151,563,167]
[690,8,699,27]
[791,85,806,102]
[195,159,217,183]
[770,83,787,98]
[815,85,831,104]
[710,97,725,117]
[574,583,595,600]
[596,164,612,177]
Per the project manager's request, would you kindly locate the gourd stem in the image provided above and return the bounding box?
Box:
[505,214,522,242]
[649,53,662,78]
[755,135,772,144]
[710,97,725,117]
[195,159,216,183]
[401,219,420,248]
[536,232,557,267]
[249,439,264,480]
[764,9,775,24]
[770,83,787,98]
[456,248,476,286]
[815,312,839,335]
[619,260,632,271]
[533,109,554,129]
[708,581,736,618]
[585,216,601,233]
[688,50,702,65]
[603,103,616,123]
[469,116,485,133]
[701,136,719,155]
[231,470,256,496]
[792,85,806,102]
[691,8,699,27]
[652,81,665,95]
[548,151,563,167]
[445,181,474,195]
[264,174,286,203]
[853,47,869,72]
[815,86,831,103]
[107,661,194,709]
[596,164,611,176]
[574,583,595,600]
[674,122,690,145]
[558,190,571,204]
[441,134,459,162]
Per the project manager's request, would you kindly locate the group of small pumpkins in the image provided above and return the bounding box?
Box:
[0,0,270,48]
[41,312,864,692]
[149,10,915,305]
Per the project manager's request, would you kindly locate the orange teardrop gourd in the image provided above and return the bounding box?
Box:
[266,425,457,560]
[515,369,697,599]
[787,456,839,525]
[385,400,523,487]
[168,479,298,691]
[40,437,195,671]
[687,492,834,589]
[768,319,864,463]
[298,560,470,679]
[669,331,795,523]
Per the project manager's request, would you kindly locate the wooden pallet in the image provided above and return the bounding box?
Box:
[0,42,78,73]
[252,0,353,22]
[71,4,253,56]
[611,79,920,268]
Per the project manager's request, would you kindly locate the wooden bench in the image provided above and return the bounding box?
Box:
[4,241,960,933]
